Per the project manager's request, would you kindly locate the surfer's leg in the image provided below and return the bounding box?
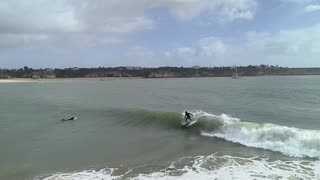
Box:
[186,117,190,122]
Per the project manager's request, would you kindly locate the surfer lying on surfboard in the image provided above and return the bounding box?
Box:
[61,116,77,121]
[184,111,193,122]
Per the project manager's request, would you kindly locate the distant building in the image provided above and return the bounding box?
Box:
[31,71,56,79]
[126,66,142,70]
[69,67,79,70]
[115,67,126,70]
[32,75,40,79]
[45,68,54,72]
[207,66,216,69]
[0,74,11,79]
[46,74,56,78]
[192,66,200,69]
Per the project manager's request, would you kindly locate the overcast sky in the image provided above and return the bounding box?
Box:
[0,0,320,68]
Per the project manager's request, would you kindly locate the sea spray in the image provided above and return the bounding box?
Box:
[37,155,320,180]
[199,112,320,159]
[110,108,320,159]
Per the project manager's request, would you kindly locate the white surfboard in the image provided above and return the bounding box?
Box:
[181,119,197,127]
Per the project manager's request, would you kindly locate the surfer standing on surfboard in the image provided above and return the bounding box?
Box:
[184,111,193,122]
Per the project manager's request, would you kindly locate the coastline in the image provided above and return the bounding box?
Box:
[1,74,320,83]
[0,77,142,83]
[0,78,35,83]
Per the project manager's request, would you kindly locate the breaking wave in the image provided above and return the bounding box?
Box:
[109,108,320,159]
[198,112,320,159]
[36,154,320,180]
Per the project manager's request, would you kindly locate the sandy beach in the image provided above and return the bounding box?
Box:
[0,77,142,83]
[0,78,35,83]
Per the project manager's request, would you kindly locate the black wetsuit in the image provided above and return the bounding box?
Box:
[185,112,192,122]
[68,117,76,120]
[62,116,76,121]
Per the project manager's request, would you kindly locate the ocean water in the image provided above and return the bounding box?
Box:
[0,76,320,180]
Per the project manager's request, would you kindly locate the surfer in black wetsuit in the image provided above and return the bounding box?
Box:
[61,116,77,121]
[184,111,193,122]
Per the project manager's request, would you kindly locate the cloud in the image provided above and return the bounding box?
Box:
[234,24,320,66]
[171,37,228,55]
[197,37,228,56]
[126,46,154,57]
[218,0,255,21]
[0,0,81,34]
[175,47,196,57]
[304,4,320,12]
[245,24,320,53]
[165,24,320,67]
[0,0,257,48]
[167,37,229,58]
[0,33,48,48]
[281,0,314,5]
[164,37,230,66]
[281,0,320,13]
[165,0,256,21]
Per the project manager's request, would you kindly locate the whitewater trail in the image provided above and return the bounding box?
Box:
[183,110,239,124]
[188,110,320,159]
[37,155,320,180]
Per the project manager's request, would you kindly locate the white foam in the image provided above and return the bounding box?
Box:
[184,110,320,158]
[36,155,320,180]
[201,117,320,159]
[134,155,320,180]
[183,110,239,124]
[36,169,120,180]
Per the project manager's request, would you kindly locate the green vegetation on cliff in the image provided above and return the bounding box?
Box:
[1,65,320,79]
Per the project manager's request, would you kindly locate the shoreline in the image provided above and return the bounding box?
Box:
[1,74,320,83]
[0,77,143,83]
[0,78,35,83]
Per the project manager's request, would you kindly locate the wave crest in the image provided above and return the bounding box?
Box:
[108,108,320,159]
[200,112,320,159]
[36,155,320,180]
